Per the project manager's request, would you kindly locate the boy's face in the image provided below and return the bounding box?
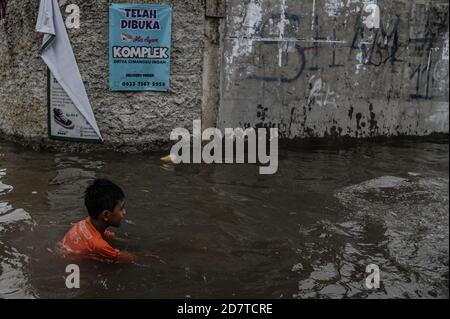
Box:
[105,200,126,227]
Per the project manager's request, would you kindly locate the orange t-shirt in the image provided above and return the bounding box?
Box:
[60,217,119,261]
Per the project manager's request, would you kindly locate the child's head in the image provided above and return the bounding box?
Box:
[84,179,126,227]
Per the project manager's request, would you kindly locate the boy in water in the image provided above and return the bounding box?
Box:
[60,179,136,263]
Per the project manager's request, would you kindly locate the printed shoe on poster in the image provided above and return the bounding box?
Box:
[53,108,75,130]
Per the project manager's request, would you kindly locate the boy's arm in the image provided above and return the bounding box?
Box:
[96,240,137,264]
[116,251,138,263]
[104,231,135,244]
[102,232,140,263]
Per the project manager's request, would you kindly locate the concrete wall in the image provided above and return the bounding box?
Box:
[0,0,449,152]
[0,0,205,151]
[219,0,449,138]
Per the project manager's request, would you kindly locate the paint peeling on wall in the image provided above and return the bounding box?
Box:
[277,0,288,67]
[224,0,264,88]
[220,0,449,139]
[325,0,344,17]
[442,32,449,61]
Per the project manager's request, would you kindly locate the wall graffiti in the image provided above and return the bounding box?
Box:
[307,75,337,108]
[329,26,344,68]
[245,6,406,84]
[246,11,349,83]
[247,13,307,82]
[220,0,449,139]
[244,2,448,103]
[248,44,308,83]
[241,3,447,84]
[408,4,449,100]
[349,14,403,67]
[409,62,433,100]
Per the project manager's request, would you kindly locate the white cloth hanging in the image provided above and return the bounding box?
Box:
[36,0,103,141]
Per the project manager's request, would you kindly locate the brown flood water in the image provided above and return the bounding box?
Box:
[0,139,448,298]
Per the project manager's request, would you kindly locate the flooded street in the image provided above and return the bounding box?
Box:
[0,139,448,299]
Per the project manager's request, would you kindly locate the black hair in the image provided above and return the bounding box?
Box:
[84,179,125,219]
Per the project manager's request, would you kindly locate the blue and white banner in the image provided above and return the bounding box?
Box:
[109,3,172,92]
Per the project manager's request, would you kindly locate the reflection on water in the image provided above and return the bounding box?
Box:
[0,139,448,299]
[0,167,36,298]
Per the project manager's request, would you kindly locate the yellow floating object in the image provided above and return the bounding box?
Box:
[160,155,174,163]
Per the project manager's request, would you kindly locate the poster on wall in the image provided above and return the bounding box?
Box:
[48,71,102,142]
[38,0,103,143]
[109,3,172,92]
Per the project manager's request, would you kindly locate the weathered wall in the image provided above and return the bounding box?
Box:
[219,0,449,138]
[0,0,205,151]
[0,0,449,152]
